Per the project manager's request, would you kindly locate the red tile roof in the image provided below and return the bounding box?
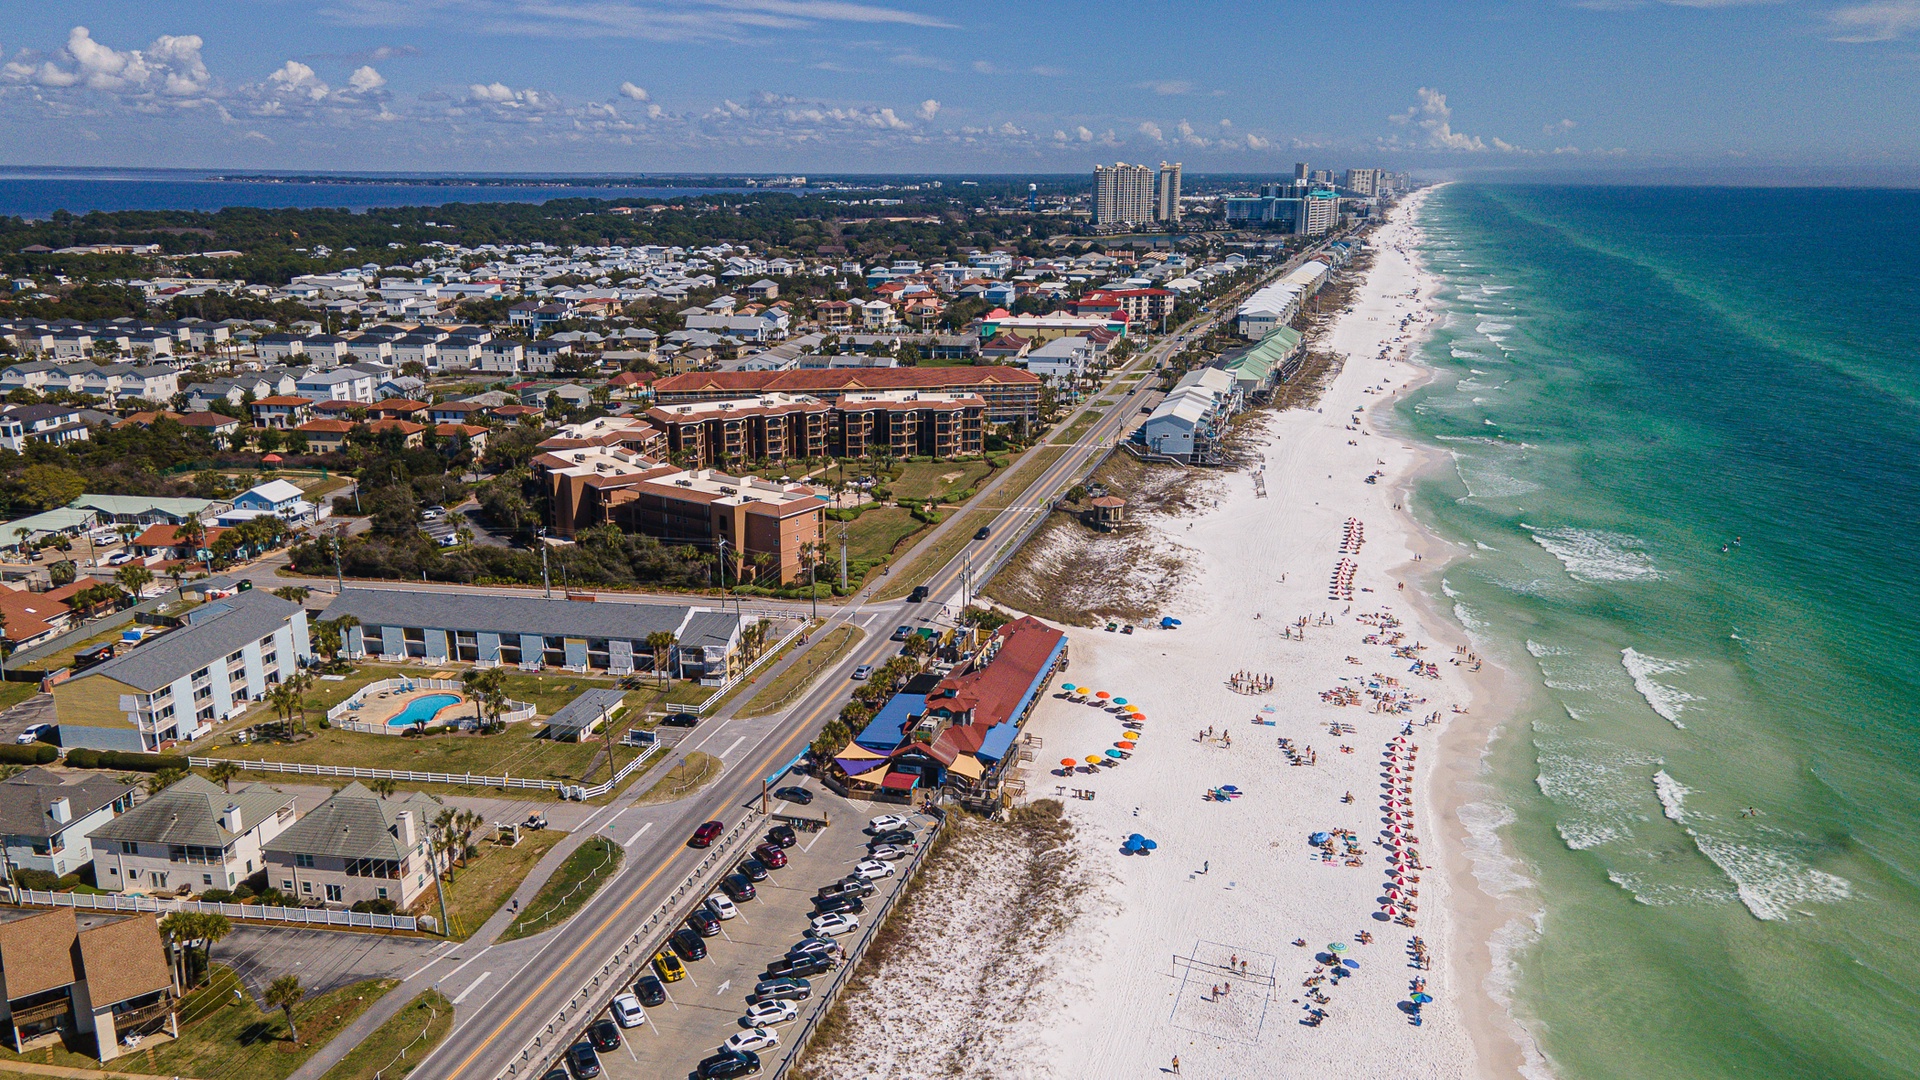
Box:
[924,616,1064,730]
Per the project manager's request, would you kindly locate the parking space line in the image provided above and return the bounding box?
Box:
[718,735,747,758]
[624,821,653,848]
[450,971,491,1005]
[801,830,825,853]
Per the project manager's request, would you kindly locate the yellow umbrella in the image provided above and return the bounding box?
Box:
[1085,755,1102,765]
[1126,704,1143,713]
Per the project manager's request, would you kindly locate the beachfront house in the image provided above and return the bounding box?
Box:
[87,774,296,896]
[0,909,177,1060]
[262,783,441,909]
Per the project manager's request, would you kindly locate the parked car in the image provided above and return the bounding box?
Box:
[807,912,859,937]
[720,873,756,902]
[610,994,646,1028]
[565,1042,601,1079]
[736,858,769,882]
[421,508,444,521]
[438,533,462,547]
[890,625,912,641]
[851,664,874,680]
[867,844,909,861]
[669,928,708,962]
[689,820,725,847]
[634,975,667,1007]
[14,724,48,745]
[742,999,798,1026]
[661,712,701,727]
[726,1026,781,1054]
[588,1019,621,1052]
[812,893,864,916]
[687,908,721,937]
[772,786,813,805]
[652,949,686,982]
[816,879,872,903]
[766,824,798,848]
[750,977,811,1002]
[852,860,895,881]
[765,953,831,979]
[788,938,842,961]
[705,894,739,920]
[542,1068,569,1080]
[867,814,912,833]
[752,843,787,869]
[868,829,915,848]
[696,1049,761,1079]
[101,551,135,567]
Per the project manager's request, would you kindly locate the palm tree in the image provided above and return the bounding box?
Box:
[116,564,155,600]
[115,523,139,549]
[645,631,677,687]
[271,585,310,603]
[146,768,185,796]
[369,777,398,800]
[265,974,305,1042]
[157,912,197,992]
[207,760,242,793]
[196,913,232,981]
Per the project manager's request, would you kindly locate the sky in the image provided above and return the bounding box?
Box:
[3,0,1920,176]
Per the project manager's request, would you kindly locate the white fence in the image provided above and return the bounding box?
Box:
[691,619,811,716]
[562,742,662,801]
[15,888,420,931]
[326,677,535,730]
[187,755,564,792]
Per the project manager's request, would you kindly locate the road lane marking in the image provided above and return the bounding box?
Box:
[451,972,491,1005]
[719,735,747,758]
[623,822,653,848]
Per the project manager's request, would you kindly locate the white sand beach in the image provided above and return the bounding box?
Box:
[1001,189,1524,1079]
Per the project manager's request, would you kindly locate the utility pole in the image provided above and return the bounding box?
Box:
[839,528,848,592]
[332,528,345,594]
[538,529,551,598]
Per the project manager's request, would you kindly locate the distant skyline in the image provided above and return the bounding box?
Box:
[3,1,1919,176]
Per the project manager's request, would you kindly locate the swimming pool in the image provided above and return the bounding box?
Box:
[387,693,462,727]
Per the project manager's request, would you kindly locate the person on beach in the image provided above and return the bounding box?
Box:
[1172,1056,1181,1075]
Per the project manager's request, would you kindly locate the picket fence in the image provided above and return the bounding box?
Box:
[15,887,420,931]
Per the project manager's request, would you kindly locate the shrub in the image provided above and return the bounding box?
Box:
[0,744,58,765]
[231,882,256,900]
[200,888,234,903]
[64,750,188,773]
[13,869,59,891]
[350,898,398,915]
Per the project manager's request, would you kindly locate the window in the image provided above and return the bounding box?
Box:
[295,853,315,868]
[325,884,342,902]
[227,650,245,664]
[282,880,294,891]
[109,867,118,875]
[376,887,388,900]
[202,873,213,886]
[301,881,312,894]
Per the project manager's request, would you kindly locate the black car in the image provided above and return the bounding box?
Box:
[697,1049,761,1079]
[869,829,915,848]
[737,858,769,882]
[720,872,757,902]
[766,824,797,848]
[765,953,831,979]
[812,893,865,916]
[907,585,929,603]
[566,1042,602,1079]
[543,1069,569,1080]
[588,1019,621,1053]
[669,927,708,962]
[890,625,912,641]
[687,908,721,937]
[773,785,813,805]
[817,878,873,902]
[634,975,667,1007]
[660,712,701,727]
[974,526,992,540]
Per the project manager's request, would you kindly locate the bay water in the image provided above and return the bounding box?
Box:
[1403,185,1920,1079]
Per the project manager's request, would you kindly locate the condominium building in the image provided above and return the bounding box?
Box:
[1344,168,1379,196]
[644,394,832,467]
[1093,162,1155,226]
[50,591,312,751]
[831,390,987,459]
[1156,162,1183,223]
[1304,189,1341,235]
[654,367,1042,427]
[89,774,297,895]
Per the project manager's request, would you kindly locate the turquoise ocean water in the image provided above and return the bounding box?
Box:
[1402,185,1920,1080]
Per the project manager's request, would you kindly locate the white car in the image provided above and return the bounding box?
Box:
[807,912,859,937]
[101,551,135,567]
[438,533,462,547]
[787,939,841,961]
[421,509,443,521]
[742,999,798,1027]
[610,994,646,1028]
[705,894,739,920]
[867,814,912,834]
[852,860,895,881]
[725,1026,780,1053]
[867,844,909,862]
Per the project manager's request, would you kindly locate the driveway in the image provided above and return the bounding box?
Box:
[216,925,446,1002]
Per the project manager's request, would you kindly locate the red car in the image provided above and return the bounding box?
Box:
[753,843,788,869]
[689,820,725,848]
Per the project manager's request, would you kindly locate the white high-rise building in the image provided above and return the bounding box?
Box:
[1156,161,1183,223]
[1344,168,1379,197]
[1094,163,1156,226]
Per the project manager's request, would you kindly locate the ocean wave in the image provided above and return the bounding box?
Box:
[1606,870,1738,907]
[1556,819,1629,850]
[1457,800,1537,898]
[1526,525,1663,582]
[1477,541,1497,551]
[1526,640,1570,658]
[1652,769,1690,823]
[1621,647,1696,728]
[1451,346,1481,360]
[1455,602,1486,630]
[1482,914,1558,1080]
[1689,833,1853,921]
[1476,319,1514,334]
[1455,458,1542,499]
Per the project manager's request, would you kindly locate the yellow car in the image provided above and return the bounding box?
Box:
[652,949,686,983]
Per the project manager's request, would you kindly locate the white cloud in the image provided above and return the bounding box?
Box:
[347,65,386,92]
[1828,1,1920,41]
[269,60,330,100]
[1544,118,1576,134]
[916,98,939,121]
[1138,121,1164,142]
[324,0,956,42]
[971,60,996,74]
[1391,87,1489,151]
[1076,125,1094,142]
[618,81,650,100]
[469,81,516,102]
[7,26,213,101]
[1245,133,1271,150]
[1139,79,1193,96]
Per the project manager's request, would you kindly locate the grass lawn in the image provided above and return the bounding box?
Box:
[980,446,1067,509]
[697,619,819,717]
[318,990,453,1080]
[204,725,603,785]
[430,829,564,940]
[872,508,998,602]
[634,751,722,807]
[0,682,38,713]
[838,506,927,566]
[0,965,400,1080]
[501,837,623,941]
[1048,411,1104,445]
[738,625,865,718]
[889,459,993,503]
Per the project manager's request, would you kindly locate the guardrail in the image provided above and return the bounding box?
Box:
[496,812,765,1080]
[186,755,564,792]
[12,888,420,931]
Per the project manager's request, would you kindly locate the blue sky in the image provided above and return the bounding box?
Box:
[3,0,1918,175]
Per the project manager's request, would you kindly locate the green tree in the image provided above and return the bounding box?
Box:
[369,777,398,800]
[18,464,84,510]
[271,585,310,603]
[146,768,185,796]
[115,564,154,599]
[809,719,850,760]
[206,759,242,793]
[645,631,677,686]
[265,974,305,1042]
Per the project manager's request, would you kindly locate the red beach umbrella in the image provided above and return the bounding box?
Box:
[1096,691,1112,700]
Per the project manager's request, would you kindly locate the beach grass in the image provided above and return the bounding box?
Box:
[317,990,454,1080]
[889,459,993,502]
[872,508,998,602]
[500,836,623,941]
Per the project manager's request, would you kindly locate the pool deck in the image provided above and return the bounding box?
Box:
[350,686,479,728]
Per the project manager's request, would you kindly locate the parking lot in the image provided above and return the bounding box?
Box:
[583,781,933,1079]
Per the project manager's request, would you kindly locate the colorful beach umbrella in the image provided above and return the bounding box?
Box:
[1117,741,1136,750]
[1061,758,1077,768]
[1113,697,1128,705]
[1329,942,1348,953]
[1085,755,1102,765]
[1096,691,1112,700]
[1062,683,1077,692]
[1105,749,1124,759]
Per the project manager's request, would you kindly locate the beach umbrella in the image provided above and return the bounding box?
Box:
[1328,942,1348,953]
[1096,691,1112,700]
[1411,992,1432,1004]
[1116,739,1135,748]
[1060,758,1077,769]
[1062,683,1076,692]
[1113,697,1128,706]
[1105,749,1124,760]
[1085,755,1102,765]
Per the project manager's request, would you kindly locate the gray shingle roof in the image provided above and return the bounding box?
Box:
[546,688,629,739]
[681,610,743,651]
[0,768,134,838]
[263,782,440,861]
[323,588,732,644]
[76,590,300,693]
[91,775,293,847]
